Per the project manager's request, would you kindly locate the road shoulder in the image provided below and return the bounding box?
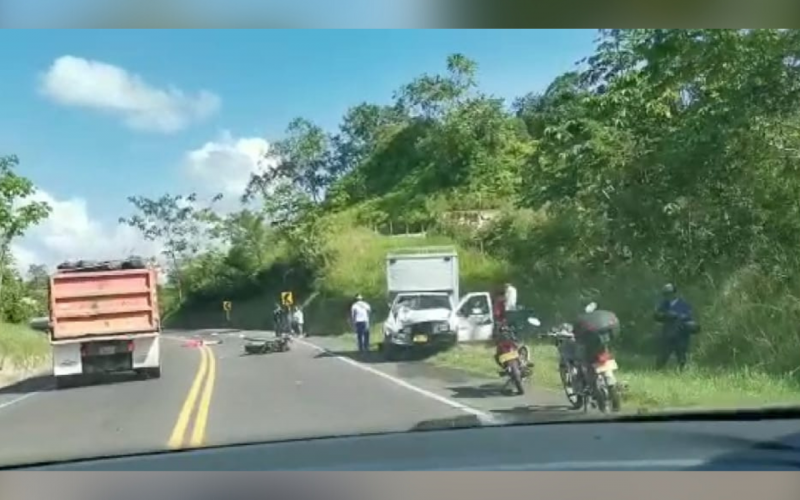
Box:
[303,335,576,423]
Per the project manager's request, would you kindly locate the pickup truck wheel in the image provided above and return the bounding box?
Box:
[383,343,402,361]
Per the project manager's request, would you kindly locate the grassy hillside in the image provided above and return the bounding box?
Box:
[0,323,50,376]
[167,213,510,336]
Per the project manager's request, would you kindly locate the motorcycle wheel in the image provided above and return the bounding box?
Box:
[608,384,622,412]
[559,362,584,410]
[518,345,531,366]
[508,360,525,395]
[594,376,610,413]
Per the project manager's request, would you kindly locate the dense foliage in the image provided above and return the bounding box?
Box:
[0,156,51,323]
[120,30,800,374]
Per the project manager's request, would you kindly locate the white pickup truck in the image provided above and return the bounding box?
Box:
[381,247,494,360]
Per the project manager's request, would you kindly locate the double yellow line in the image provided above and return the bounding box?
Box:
[168,344,216,449]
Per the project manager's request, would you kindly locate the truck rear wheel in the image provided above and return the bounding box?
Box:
[137,367,161,380]
[55,375,81,390]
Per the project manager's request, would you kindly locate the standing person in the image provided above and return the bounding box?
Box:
[272,302,284,335]
[351,294,372,353]
[492,289,507,340]
[504,282,518,312]
[654,283,698,371]
[291,306,305,337]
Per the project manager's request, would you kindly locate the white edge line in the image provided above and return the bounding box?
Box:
[296,338,501,426]
[1,334,184,414]
[0,390,44,412]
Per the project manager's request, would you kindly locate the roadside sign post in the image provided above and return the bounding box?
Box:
[223,301,232,323]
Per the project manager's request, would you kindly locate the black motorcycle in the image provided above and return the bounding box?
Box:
[243,333,292,355]
[541,303,622,413]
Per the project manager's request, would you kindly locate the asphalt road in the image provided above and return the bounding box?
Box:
[0,330,571,467]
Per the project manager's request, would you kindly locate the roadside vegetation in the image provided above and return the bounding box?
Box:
[4,30,800,409]
[145,30,800,411]
[0,156,52,374]
[0,322,49,373]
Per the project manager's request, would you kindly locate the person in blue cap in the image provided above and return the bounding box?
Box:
[654,283,698,370]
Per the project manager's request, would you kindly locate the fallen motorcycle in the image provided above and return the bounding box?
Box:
[243,333,292,355]
[494,317,539,395]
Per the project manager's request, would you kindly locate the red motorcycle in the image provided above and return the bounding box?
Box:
[493,318,537,395]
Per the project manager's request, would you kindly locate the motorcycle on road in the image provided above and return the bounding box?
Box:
[535,302,622,413]
[494,317,539,395]
[243,333,292,355]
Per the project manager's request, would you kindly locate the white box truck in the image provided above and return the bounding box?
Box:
[381,246,494,360]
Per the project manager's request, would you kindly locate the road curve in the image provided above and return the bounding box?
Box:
[0,330,570,467]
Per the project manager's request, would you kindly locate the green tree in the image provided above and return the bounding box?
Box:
[246,118,333,206]
[119,192,221,302]
[0,155,51,303]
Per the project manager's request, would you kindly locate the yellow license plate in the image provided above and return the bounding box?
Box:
[498,351,519,364]
[594,359,618,373]
[413,335,428,343]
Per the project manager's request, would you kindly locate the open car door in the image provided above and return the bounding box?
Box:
[454,292,494,342]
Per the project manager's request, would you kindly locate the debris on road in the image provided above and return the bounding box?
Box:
[182,338,223,348]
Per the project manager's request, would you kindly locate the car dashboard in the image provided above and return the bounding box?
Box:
[7,413,800,471]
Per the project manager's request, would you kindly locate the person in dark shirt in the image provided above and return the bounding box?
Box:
[654,283,697,370]
[273,302,286,335]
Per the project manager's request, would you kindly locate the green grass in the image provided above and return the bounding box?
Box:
[329,331,800,410]
[0,322,50,373]
[325,332,800,410]
[431,343,800,411]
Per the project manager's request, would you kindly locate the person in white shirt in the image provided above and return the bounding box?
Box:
[350,294,372,352]
[291,306,305,337]
[504,282,518,312]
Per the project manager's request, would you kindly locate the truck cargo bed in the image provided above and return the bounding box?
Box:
[386,246,459,300]
[49,268,160,341]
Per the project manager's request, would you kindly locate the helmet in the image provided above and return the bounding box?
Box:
[355,293,363,301]
[662,283,677,294]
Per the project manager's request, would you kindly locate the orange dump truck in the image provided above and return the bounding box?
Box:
[49,259,162,389]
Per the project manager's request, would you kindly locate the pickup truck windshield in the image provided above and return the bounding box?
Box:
[396,295,452,311]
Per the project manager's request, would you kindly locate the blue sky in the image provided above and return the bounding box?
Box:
[0,29,597,269]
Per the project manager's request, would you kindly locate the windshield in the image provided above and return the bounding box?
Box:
[2,29,800,468]
[396,295,452,312]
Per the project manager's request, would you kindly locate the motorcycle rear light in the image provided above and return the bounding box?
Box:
[596,351,612,363]
[497,341,517,352]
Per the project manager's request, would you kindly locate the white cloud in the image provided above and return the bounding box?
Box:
[39,55,221,133]
[184,131,277,205]
[9,130,279,274]
[10,190,161,273]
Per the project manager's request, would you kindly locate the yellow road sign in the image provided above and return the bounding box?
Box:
[222,301,232,312]
[281,291,294,306]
